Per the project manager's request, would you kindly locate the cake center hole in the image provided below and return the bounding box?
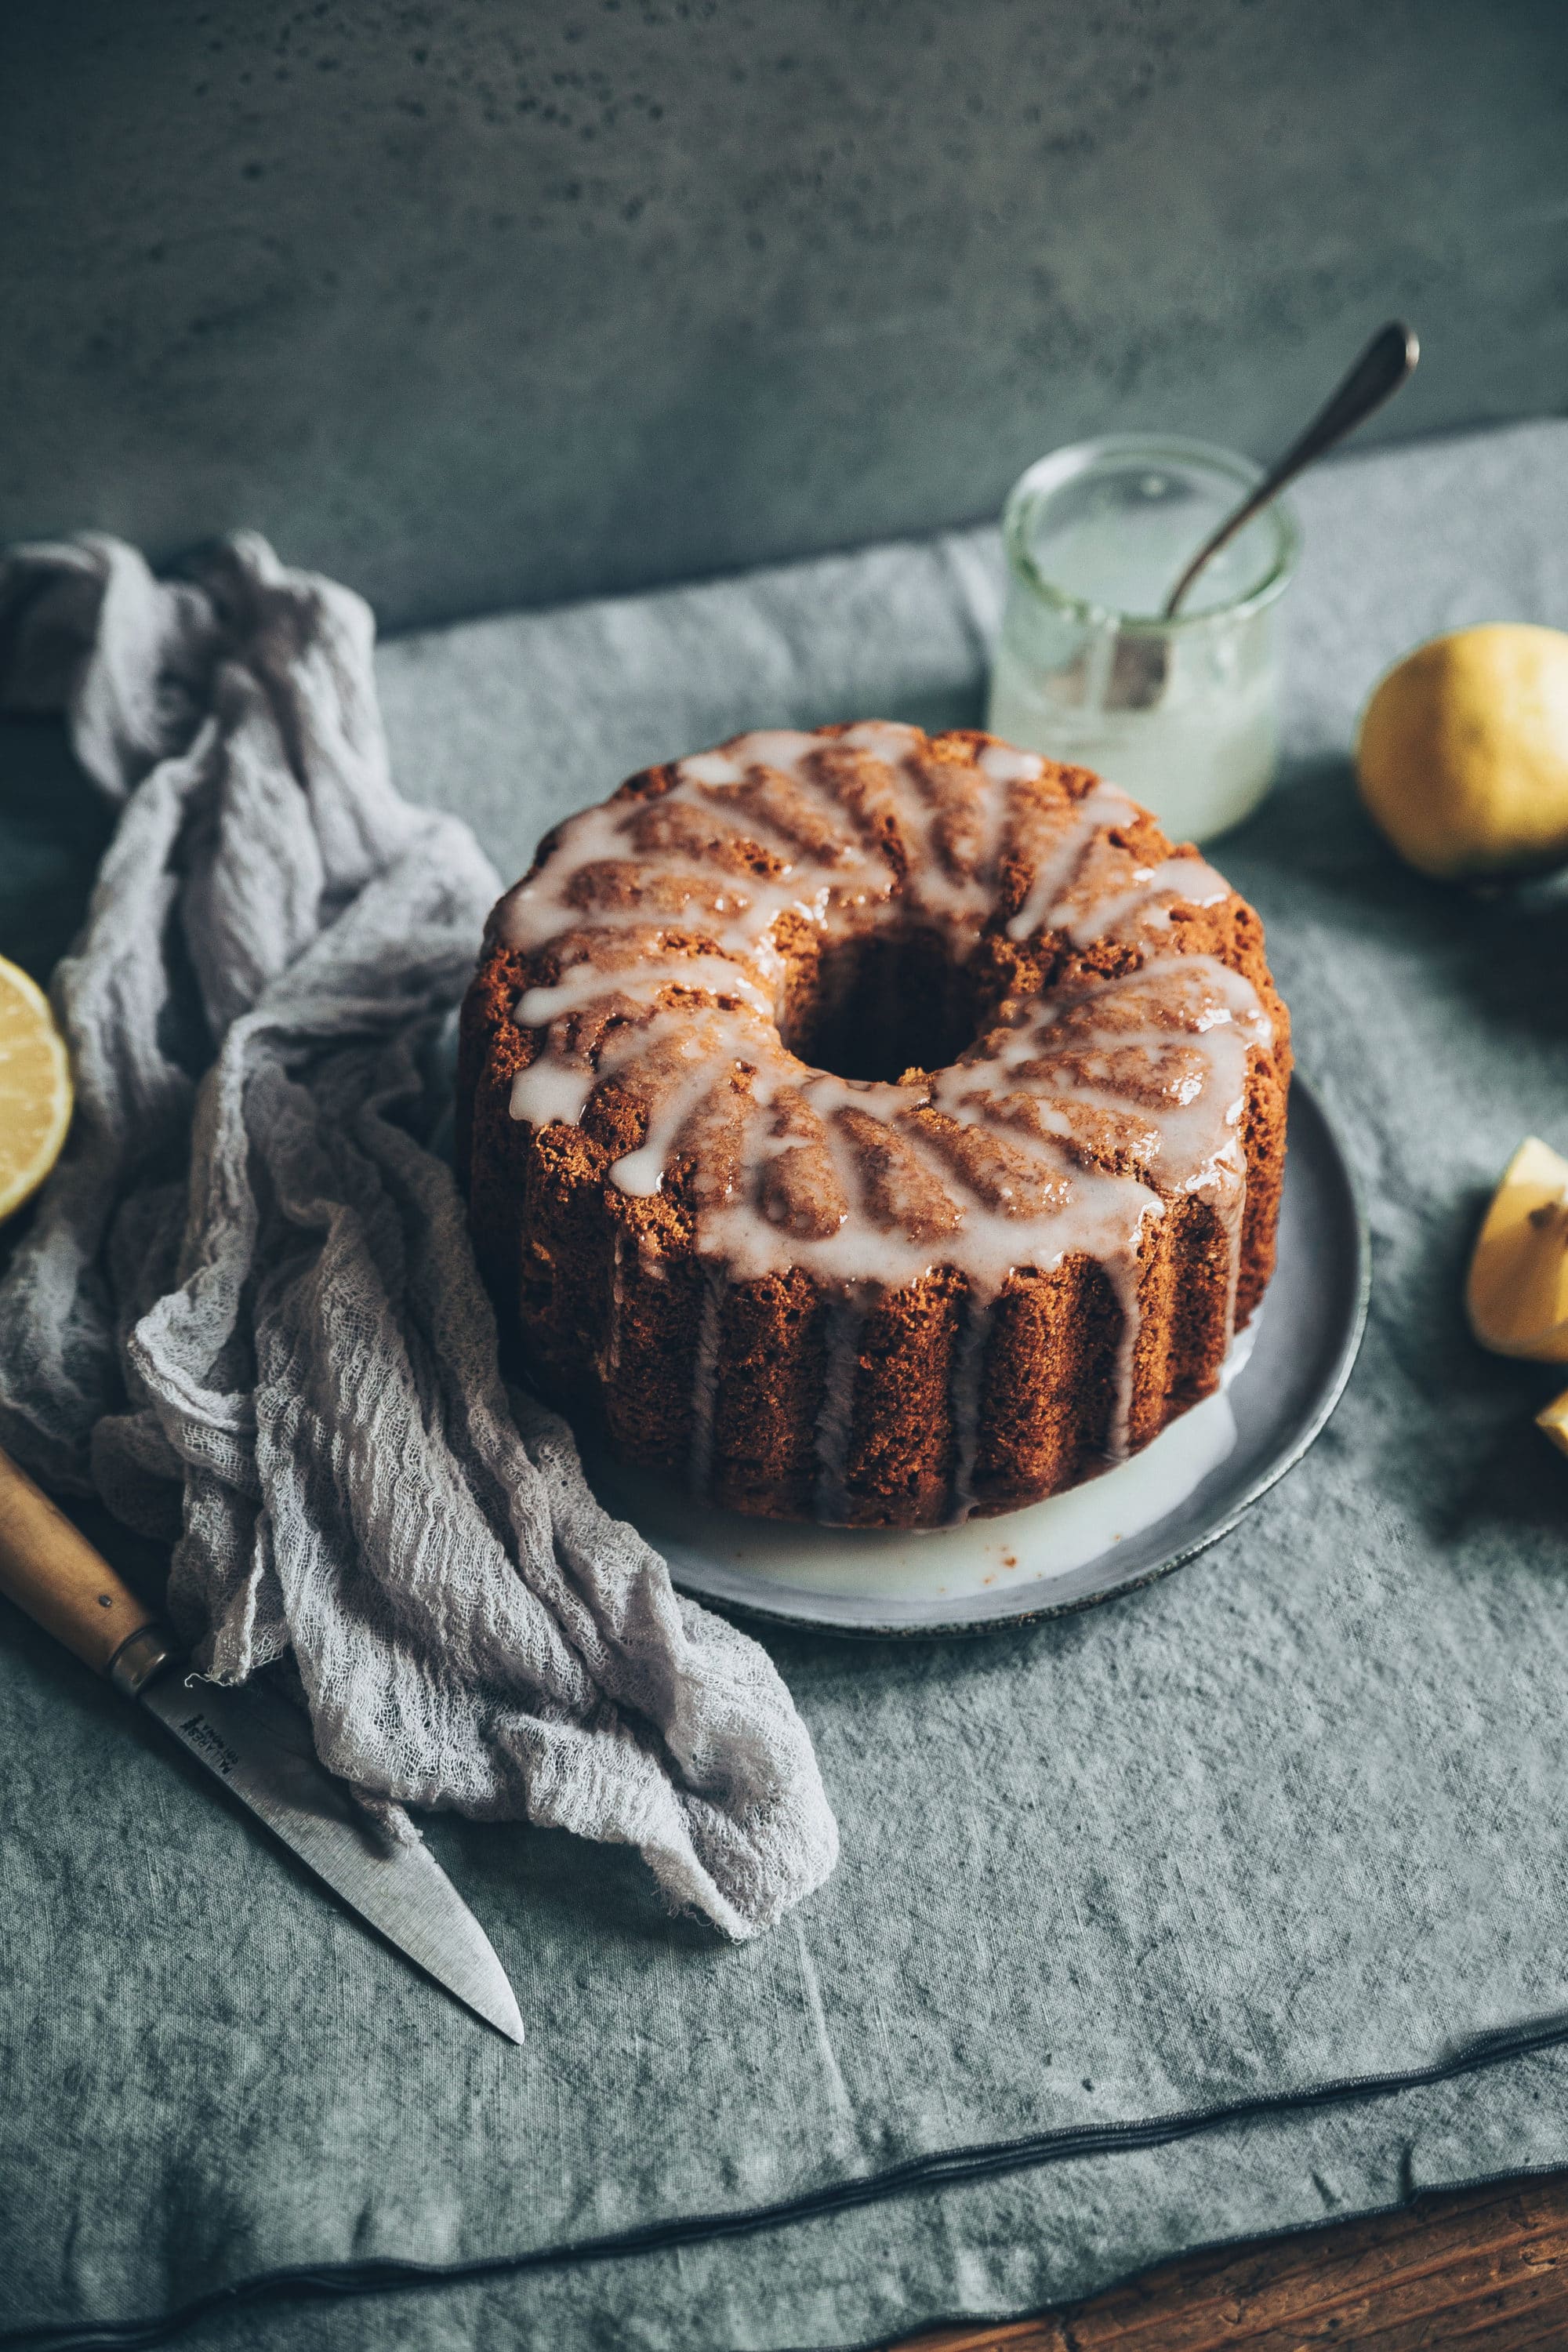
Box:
[790,927,978,1084]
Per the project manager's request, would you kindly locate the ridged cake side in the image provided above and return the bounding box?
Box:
[458,724,1290,1530]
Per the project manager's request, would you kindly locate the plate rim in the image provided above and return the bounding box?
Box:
[661,1069,1372,1640]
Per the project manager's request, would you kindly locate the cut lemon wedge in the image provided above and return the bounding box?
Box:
[0,955,72,1224]
[1466,1136,1568,1361]
[1537,1386,1568,1457]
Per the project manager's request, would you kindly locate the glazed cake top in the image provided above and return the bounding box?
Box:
[491,724,1273,1417]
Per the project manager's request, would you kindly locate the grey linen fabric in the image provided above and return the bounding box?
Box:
[6,420,1568,2352]
[0,529,837,1942]
[147,2038,1568,2352]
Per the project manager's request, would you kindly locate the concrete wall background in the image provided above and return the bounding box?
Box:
[4,1,1566,633]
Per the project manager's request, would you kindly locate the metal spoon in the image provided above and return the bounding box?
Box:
[1163,319,1419,617]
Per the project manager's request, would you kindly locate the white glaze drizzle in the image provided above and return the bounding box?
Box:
[1004,779,1140,943]
[494,725,1274,1513]
[517,954,775,1029]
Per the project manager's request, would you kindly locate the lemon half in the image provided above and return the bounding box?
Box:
[0,956,72,1223]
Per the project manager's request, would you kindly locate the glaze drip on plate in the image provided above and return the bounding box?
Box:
[467,722,1290,1529]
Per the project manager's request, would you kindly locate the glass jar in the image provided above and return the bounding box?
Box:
[987,435,1299,844]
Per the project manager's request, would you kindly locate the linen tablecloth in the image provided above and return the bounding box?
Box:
[5,419,1568,2350]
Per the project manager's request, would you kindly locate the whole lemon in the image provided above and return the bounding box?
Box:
[1356,623,1568,880]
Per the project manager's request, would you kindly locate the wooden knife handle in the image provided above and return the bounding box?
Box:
[0,1443,176,1695]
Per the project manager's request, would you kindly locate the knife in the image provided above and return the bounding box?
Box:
[0,1443,524,2043]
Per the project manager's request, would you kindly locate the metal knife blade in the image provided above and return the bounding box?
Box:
[141,1668,524,2043]
[0,1439,522,2042]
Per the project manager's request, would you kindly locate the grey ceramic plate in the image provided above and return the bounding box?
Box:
[588,1074,1370,1637]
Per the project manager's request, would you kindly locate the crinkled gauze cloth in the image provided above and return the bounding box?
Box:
[0,531,837,1944]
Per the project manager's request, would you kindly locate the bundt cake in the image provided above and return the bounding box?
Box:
[458,722,1290,1530]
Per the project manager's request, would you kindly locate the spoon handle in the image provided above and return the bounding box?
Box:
[1163,320,1419,617]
